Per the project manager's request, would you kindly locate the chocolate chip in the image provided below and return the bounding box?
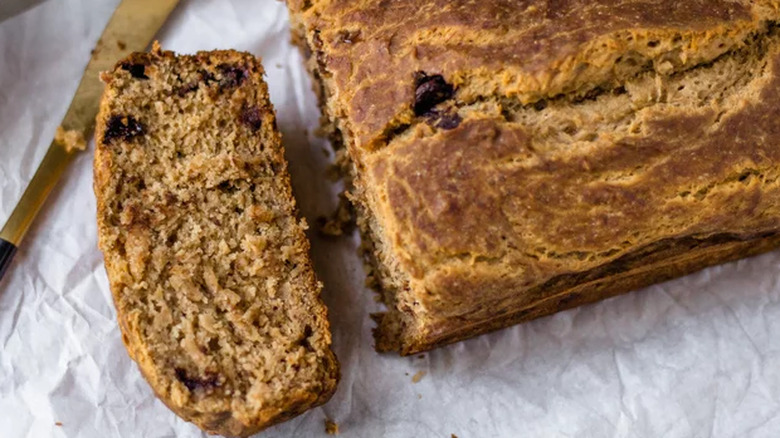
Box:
[217,63,248,89]
[176,82,199,96]
[413,72,454,116]
[424,109,462,130]
[435,112,462,130]
[104,115,144,143]
[120,62,149,79]
[174,368,220,392]
[200,69,216,84]
[240,106,263,131]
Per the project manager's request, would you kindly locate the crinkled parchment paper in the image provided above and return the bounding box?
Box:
[4,1,780,437]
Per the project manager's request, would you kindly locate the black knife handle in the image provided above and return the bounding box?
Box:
[0,238,17,282]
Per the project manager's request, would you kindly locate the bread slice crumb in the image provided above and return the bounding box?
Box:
[411,370,426,383]
[317,193,354,237]
[94,46,339,437]
[55,126,86,152]
[325,418,339,435]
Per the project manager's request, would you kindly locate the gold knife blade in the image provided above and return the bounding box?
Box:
[0,0,180,280]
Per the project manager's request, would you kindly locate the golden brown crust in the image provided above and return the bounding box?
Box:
[291,1,780,355]
[379,232,780,354]
[94,45,338,435]
[292,0,780,149]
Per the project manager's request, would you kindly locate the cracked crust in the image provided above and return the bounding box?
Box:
[94,45,338,434]
[290,1,780,355]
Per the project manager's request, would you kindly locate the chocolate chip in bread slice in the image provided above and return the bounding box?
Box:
[94,44,339,436]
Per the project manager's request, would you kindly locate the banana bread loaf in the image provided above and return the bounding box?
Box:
[289,0,780,355]
[94,45,339,436]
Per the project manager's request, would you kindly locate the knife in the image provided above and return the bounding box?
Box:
[0,0,181,281]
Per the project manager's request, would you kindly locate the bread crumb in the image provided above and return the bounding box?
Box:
[326,148,351,181]
[417,393,422,399]
[412,370,426,383]
[325,418,339,435]
[117,40,127,50]
[451,434,459,438]
[55,422,63,427]
[317,193,354,237]
[418,354,425,359]
[55,126,87,152]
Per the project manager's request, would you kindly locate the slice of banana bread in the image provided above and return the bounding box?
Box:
[290,1,780,355]
[94,44,339,436]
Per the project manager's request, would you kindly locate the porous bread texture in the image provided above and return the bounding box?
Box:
[93,44,338,436]
[290,0,780,355]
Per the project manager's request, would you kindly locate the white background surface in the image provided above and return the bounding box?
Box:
[3,1,780,437]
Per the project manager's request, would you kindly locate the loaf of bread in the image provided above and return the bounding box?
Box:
[289,0,780,355]
[94,45,339,436]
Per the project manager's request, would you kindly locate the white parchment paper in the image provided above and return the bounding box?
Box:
[4,1,780,437]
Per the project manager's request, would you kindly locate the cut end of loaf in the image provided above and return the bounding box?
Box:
[94,45,338,436]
